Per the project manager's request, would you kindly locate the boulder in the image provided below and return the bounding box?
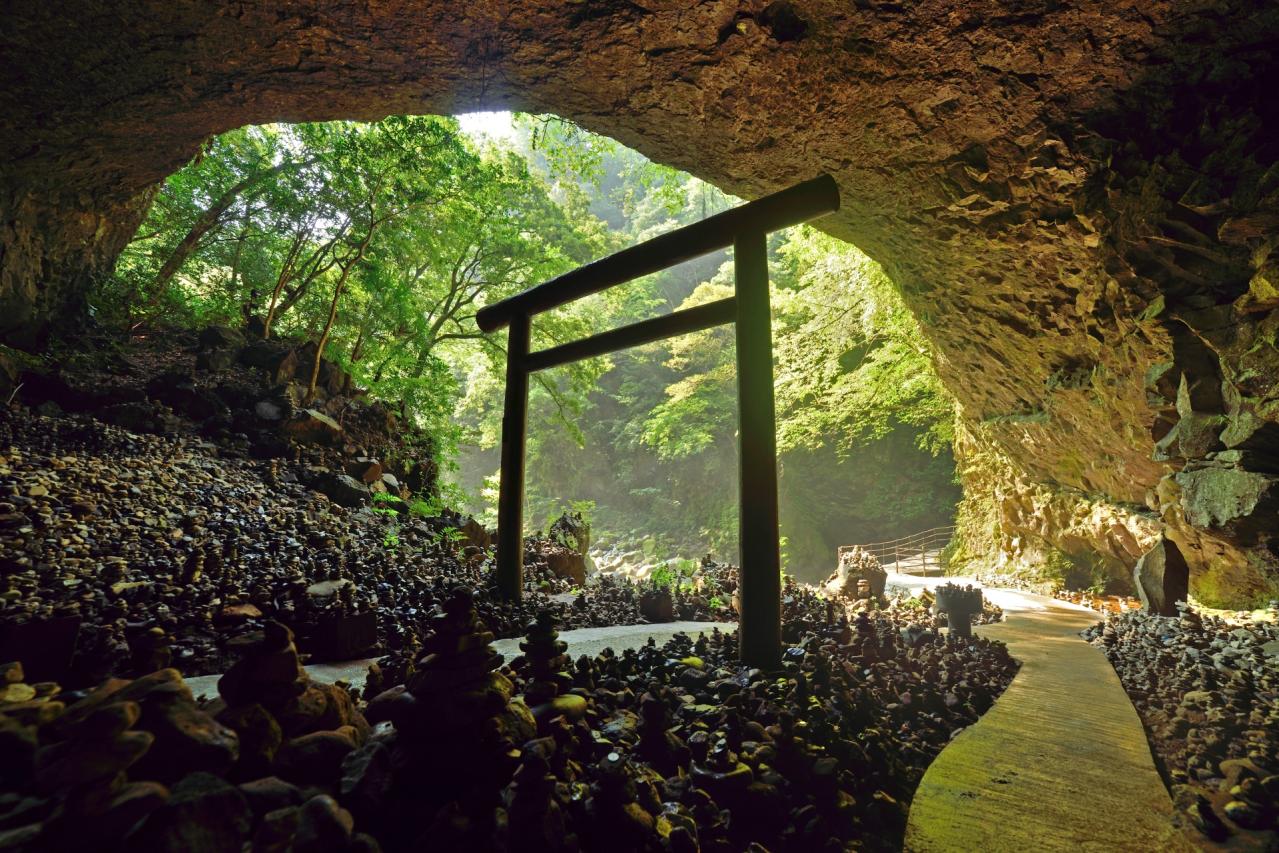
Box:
[294,794,355,853]
[404,457,438,497]
[97,781,171,841]
[283,409,343,445]
[198,325,246,351]
[345,458,382,484]
[0,351,18,403]
[99,401,180,435]
[276,730,359,788]
[116,669,240,783]
[310,472,369,508]
[146,371,228,421]
[544,548,587,586]
[639,588,675,623]
[239,341,299,385]
[238,776,303,817]
[196,346,239,372]
[218,702,282,779]
[1132,537,1190,616]
[549,512,591,554]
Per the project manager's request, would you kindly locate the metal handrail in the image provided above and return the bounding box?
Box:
[841,524,956,577]
[848,524,956,551]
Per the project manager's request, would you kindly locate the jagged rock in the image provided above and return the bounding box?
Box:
[346,458,382,484]
[283,408,343,445]
[544,548,587,586]
[1132,538,1191,616]
[549,512,590,554]
[310,472,369,507]
[459,517,490,551]
[240,341,299,385]
[1176,467,1279,542]
[199,325,245,351]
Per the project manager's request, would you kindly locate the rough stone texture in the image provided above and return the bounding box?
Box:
[2,0,1278,603]
[1132,537,1190,616]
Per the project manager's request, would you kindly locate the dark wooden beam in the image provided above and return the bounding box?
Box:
[523,298,736,373]
[734,229,782,669]
[477,174,840,332]
[494,313,530,601]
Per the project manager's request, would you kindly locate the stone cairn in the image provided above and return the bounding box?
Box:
[518,609,586,728]
[216,621,366,785]
[362,587,532,850]
[933,583,984,640]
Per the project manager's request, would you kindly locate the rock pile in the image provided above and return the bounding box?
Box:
[0,656,379,852]
[0,407,736,686]
[1,577,1020,852]
[1085,604,1279,846]
[344,587,533,850]
[824,545,887,602]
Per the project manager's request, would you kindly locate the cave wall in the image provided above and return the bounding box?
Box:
[1,0,1276,604]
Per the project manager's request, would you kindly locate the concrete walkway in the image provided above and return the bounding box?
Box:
[184,620,735,700]
[900,575,1190,852]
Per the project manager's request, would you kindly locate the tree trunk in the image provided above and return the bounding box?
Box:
[305,231,373,403]
[147,158,308,302]
[267,224,348,335]
[262,227,310,339]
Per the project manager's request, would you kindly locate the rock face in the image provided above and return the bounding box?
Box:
[2,1,1278,603]
[1132,537,1190,617]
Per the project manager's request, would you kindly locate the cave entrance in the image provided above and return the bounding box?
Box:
[479,175,840,668]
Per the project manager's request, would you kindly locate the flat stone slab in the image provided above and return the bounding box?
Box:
[185,620,736,700]
[903,579,1192,852]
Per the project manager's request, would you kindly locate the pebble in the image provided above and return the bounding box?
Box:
[1085,603,1279,841]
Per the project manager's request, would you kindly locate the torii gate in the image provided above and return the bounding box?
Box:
[475,174,840,669]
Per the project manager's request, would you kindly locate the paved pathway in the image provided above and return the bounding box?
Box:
[899,575,1191,852]
[184,620,735,700]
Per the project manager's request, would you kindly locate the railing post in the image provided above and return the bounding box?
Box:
[734,229,782,670]
[495,312,530,601]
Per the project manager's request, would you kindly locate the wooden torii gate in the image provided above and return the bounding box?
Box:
[475,174,840,668]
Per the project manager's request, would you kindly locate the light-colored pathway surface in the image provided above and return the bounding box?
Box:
[185,620,735,700]
[899,573,1191,852]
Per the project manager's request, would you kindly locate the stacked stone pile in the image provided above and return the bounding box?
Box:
[1085,603,1279,846]
[0,407,737,685]
[0,581,1020,852]
[0,654,380,852]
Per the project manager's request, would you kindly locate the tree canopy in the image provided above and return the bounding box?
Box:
[108,112,959,578]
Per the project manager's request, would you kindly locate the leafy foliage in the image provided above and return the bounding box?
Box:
[108,111,960,580]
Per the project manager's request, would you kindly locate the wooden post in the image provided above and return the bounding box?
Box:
[734,229,782,670]
[495,313,530,601]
